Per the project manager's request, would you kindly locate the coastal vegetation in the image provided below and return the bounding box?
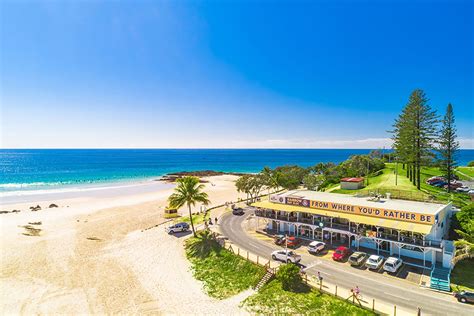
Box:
[437,103,459,192]
[390,90,462,192]
[184,231,265,299]
[168,176,210,237]
[451,258,474,292]
[242,264,374,315]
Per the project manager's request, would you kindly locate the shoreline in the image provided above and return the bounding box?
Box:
[0,170,246,206]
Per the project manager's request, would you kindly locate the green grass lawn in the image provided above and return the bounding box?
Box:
[451,258,474,292]
[174,212,208,225]
[185,231,266,299]
[241,279,375,315]
[455,167,474,180]
[331,163,470,207]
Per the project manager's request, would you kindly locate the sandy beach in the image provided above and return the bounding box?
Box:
[0,175,248,315]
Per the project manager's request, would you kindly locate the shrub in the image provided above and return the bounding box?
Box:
[276,263,304,292]
[468,161,474,167]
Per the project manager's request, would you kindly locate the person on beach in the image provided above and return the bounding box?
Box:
[215,217,218,225]
[208,218,213,225]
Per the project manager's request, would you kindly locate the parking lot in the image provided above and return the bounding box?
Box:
[252,230,426,285]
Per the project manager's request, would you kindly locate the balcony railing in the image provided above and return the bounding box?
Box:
[254,209,441,249]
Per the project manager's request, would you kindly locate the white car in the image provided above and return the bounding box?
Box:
[365,254,384,270]
[165,222,190,234]
[456,186,471,193]
[271,249,301,263]
[383,257,403,273]
[308,241,325,254]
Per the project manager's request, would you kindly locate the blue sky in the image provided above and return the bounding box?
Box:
[1,0,473,148]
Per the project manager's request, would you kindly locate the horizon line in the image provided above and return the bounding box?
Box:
[1,147,473,150]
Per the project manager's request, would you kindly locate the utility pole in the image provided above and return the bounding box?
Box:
[395,160,398,186]
[366,159,370,186]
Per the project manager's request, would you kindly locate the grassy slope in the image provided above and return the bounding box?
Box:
[418,166,471,207]
[331,163,470,207]
[242,279,374,315]
[456,167,474,180]
[185,233,265,299]
[450,258,474,292]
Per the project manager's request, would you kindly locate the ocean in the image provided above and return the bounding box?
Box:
[1,149,473,196]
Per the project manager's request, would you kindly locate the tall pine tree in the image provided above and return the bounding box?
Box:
[391,89,438,190]
[438,103,459,192]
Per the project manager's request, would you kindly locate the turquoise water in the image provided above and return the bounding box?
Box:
[1,149,473,194]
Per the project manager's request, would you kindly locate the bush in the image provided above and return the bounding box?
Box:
[468,161,474,167]
[276,263,304,292]
[185,231,266,298]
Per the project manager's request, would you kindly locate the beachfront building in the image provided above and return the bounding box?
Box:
[340,177,364,190]
[252,190,455,270]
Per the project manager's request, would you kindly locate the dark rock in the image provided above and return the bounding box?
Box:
[49,204,58,208]
[30,205,41,211]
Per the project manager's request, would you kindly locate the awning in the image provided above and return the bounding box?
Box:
[252,201,433,235]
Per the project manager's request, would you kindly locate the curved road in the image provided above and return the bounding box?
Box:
[220,211,473,316]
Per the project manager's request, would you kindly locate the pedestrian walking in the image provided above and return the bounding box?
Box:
[318,272,323,283]
[215,217,218,225]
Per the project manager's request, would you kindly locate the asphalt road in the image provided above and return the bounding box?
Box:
[219,211,473,316]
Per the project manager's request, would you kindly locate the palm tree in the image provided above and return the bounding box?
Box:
[168,176,210,237]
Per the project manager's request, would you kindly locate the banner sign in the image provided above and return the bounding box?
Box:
[278,196,434,224]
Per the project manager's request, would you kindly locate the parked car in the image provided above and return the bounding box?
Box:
[308,241,325,254]
[427,177,445,184]
[444,182,463,190]
[286,236,302,248]
[232,207,245,215]
[453,290,474,304]
[165,222,190,234]
[383,257,403,273]
[433,182,448,187]
[456,186,471,193]
[274,234,286,245]
[348,251,368,266]
[332,246,351,261]
[366,254,384,270]
[271,249,302,263]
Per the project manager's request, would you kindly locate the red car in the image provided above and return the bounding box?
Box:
[286,236,302,248]
[332,246,351,261]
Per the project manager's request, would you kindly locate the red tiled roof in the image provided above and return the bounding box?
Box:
[341,177,364,182]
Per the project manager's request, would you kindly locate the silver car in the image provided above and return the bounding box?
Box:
[271,249,301,263]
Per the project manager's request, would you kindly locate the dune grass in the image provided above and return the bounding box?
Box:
[184,231,266,299]
[242,278,375,315]
[451,258,474,292]
[174,212,208,225]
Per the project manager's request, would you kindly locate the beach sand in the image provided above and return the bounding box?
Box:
[0,175,248,315]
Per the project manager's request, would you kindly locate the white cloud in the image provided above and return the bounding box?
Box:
[226,137,394,149]
[459,138,474,149]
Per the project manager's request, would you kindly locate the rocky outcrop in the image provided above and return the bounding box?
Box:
[30,205,41,211]
[49,204,58,208]
[157,170,246,183]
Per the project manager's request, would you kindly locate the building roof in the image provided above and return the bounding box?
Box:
[252,200,433,235]
[341,177,364,182]
[275,190,447,216]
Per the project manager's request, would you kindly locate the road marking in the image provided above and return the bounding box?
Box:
[302,260,322,270]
